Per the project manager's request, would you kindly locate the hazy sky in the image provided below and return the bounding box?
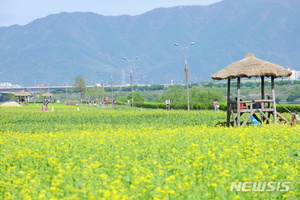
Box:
[0,0,221,27]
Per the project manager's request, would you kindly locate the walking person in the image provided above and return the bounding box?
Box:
[104,97,109,107]
[44,99,49,111]
[113,99,117,107]
[213,99,219,111]
[165,99,171,110]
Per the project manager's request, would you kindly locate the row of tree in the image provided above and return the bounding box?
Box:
[2,75,298,104]
[72,75,225,106]
[200,80,300,88]
[156,86,224,106]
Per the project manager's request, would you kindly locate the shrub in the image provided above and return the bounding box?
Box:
[65,100,78,106]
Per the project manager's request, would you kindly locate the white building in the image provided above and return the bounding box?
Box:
[0,82,21,88]
[287,68,300,80]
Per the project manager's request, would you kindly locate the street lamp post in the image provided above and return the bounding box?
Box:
[105,65,117,105]
[130,70,133,106]
[66,84,68,102]
[101,79,104,103]
[110,76,113,105]
[95,70,103,103]
[175,42,195,111]
[123,56,138,107]
[64,80,69,102]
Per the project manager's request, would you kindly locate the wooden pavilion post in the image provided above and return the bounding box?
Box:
[226,78,231,126]
[271,76,277,123]
[237,77,241,126]
[261,76,265,100]
[261,76,265,123]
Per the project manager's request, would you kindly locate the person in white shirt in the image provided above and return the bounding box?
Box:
[165,99,171,110]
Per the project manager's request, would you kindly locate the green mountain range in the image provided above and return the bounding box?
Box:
[0,0,299,86]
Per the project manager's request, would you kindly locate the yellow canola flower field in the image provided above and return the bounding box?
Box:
[0,106,299,199]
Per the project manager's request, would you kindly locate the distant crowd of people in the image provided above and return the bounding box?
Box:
[87,97,117,107]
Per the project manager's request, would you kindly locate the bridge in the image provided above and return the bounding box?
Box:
[0,84,160,94]
[0,86,76,94]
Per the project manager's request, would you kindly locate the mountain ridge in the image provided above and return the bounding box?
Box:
[0,0,299,86]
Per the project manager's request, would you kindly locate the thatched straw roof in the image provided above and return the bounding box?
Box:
[211,53,292,80]
[42,92,53,97]
[15,90,31,97]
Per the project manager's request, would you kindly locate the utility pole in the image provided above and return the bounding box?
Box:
[123,56,138,107]
[175,42,195,111]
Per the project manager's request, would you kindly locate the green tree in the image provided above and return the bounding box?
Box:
[74,75,87,100]
[116,96,128,104]
[156,86,225,109]
[189,86,225,105]
[286,85,300,102]
[127,92,146,103]
[149,84,165,91]
[156,86,185,104]
[86,86,103,102]
[37,92,46,101]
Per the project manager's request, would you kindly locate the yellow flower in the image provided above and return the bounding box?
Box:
[211,183,217,187]
[168,190,175,194]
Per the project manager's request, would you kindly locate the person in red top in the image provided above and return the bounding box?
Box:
[240,101,247,109]
[235,97,247,109]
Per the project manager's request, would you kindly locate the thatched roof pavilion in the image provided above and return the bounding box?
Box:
[15,90,31,105]
[15,90,31,97]
[211,53,292,79]
[42,92,53,97]
[211,53,292,126]
[41,92,53,104]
